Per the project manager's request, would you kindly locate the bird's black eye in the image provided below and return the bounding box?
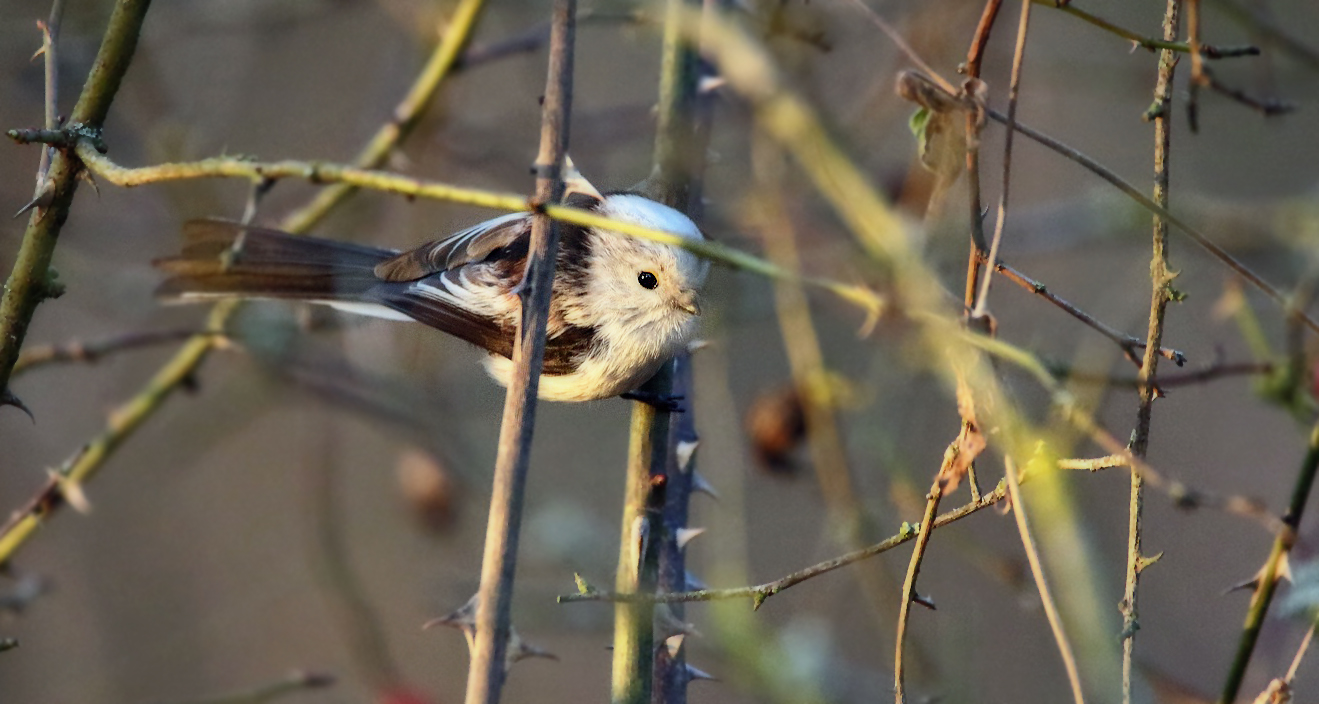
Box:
[637,272,658,290]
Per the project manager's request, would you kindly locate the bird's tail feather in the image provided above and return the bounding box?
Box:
[154,219,394,302]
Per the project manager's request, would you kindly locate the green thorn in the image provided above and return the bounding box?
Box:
[573,572,596,595]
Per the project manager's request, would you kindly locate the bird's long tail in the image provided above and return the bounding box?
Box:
[154,219,395,302]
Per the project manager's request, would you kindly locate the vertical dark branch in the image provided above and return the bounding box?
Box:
[0,0,153,413]
[969,0,1033,320]
[960,0,1003,311]
[624,1,711,702]
[1126,3,1180,701]
[463,1,575,702]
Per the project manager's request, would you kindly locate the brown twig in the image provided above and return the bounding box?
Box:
[1048,360,1270,390]
[893,68,1319,339]
[13,329,213,375]
[463,1,574,702]
[1045,1,1257,58]
[1124,6,1181,697]
[970,0,1034,320]
[960,0,1004,312]
[894,483,942,704]
[561,485,996,607]
[33,0,67,190]
[994,259,1186,368]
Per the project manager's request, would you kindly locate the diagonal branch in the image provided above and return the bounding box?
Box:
[0,0,487,568]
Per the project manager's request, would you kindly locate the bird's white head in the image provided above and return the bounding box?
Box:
[575,193,709,362]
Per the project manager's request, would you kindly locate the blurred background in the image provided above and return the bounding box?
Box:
[2,0,1319,702]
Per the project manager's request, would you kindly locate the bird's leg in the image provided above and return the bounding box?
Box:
[620,389,685,413]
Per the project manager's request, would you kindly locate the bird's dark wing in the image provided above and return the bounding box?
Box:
[373,213,532,282]
[367,276,598,375]
[372,192,603,282]
[368,277,515,358]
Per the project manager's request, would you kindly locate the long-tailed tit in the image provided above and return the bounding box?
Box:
[154,192,709,402]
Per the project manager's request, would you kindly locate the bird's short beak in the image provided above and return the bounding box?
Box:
[675,289,701,316]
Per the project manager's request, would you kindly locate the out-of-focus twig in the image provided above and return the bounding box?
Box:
[13,329,213,375]
[150,670,335,704]
[306,429,400,692]
[1208,0,1319,71]
[0,0,487,568]
[33,0,67,190]
[1005,457,1086,704]
[282,0,487,233]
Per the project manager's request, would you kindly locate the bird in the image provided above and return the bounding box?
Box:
[154,190,710,403]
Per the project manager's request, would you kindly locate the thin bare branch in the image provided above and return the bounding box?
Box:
[464,1,574,701]
[994,259,1186,369]
[970,0,1034,320]
[13,329,212,375]
[894,484,942,704]
[1125,4,1181,698]
[1005,457,1086,704]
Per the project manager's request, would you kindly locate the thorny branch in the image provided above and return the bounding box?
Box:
[993,258,1186,370]
[1219,419,1319,704]
[881,57,1319,336]
[463,0,574,701]
[894,484,942,704]
[1124,3,1181,700]
[0,0,153,414]
[0,0,488,567]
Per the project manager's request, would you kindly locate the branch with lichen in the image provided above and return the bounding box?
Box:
[0,0,153,414]
[0,0,487,568]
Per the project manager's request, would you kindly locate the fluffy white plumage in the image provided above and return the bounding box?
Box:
[156,193,710,403]
[486,194,709,401]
